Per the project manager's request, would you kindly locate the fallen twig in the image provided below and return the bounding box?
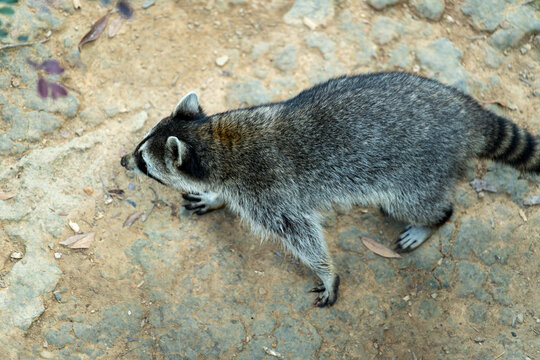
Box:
[0,38,49,51]
[142,187,158,222]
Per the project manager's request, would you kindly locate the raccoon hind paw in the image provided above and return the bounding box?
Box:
[395,225,432,252]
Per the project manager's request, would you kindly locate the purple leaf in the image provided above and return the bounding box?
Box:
[117,1,133,19]
[49,83,68,99]
[41,59,65,75]
[37,78,49,98]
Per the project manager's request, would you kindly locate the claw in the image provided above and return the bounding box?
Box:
[184,203,205,210]
[310,284,325,293]
[182,193,201,202]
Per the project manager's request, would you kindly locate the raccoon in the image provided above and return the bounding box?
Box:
[121,72,539,307]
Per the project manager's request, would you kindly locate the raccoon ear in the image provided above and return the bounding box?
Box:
[172,92,200,117]
[166,136,186,166]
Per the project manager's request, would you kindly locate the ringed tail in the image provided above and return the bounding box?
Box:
[479,113,540,173]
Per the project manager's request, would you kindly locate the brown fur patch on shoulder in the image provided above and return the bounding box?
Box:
[212,120,242,146]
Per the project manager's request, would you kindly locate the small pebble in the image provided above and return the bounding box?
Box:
[53,292,62,302]
[54,252,62,259]
[473,337,485,343]
[128,182,136,190]
[516,313,524,323]
[520,47,528,55]
[141,0,155,9]
[431,293,438,299]
[48,243,54,250]
[216,55,229,67]
[10,252,23,259]
[511,331,517,337]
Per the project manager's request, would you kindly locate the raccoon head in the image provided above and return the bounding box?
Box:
[120,92,206,191]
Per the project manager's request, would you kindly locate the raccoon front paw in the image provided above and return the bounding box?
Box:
[395,225,432,252]
[182,192,225,215]
[309,275,340,307]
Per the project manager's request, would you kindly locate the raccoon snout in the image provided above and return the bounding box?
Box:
[120,155,128,168]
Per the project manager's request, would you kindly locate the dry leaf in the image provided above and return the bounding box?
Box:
[362,237,401,258]
[108,17,123,38]
[73,0,81,9]
[523,195,540,206]
[78,13,110,51]
[69,232,95,249]
[60,233,87,246]
[108,188,125,199]
[470,178,497,193]
[123,211,144,227]
[0,191,16,200]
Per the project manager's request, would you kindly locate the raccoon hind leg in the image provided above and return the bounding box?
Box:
[182,191,225,215]
[395,205,453,252]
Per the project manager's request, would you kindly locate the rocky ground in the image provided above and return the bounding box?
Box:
[1,0,539,359]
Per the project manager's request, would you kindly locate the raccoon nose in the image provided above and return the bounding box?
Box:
[120,155,127,167]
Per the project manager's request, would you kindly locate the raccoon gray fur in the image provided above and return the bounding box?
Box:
[121,72,540,307]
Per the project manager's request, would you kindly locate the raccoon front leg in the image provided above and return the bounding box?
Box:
[182,191,225,215]
[258,211,340,307]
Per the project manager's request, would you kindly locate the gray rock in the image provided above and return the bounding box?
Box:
[0,72,10,89]
[66,49,84,68]
[416,38,469,93]
[283,0,334,26]
[273,45,297,72]
[456,261,489,300]
[336,226,365,254]
[307,59,346,85]
[22,89,79,118]
[251,42,270,60]
[236,337,276,360]
[452,216,513,265]
[498,307,514,326]
[251,313,276,335]
[488,6,540,49]
[490,286,513,305]
[411,0,445,20]
[338,10,376,64]
[142,0,155,9]
[44,323,75,348]
[225,78,272,107]
[275,317,322,360]
[484,163,530,205]
[63,37,73,48]
[370,16,402,45]
[387,44,412,69]
[367,0,400,10]
[467,303,488,323]
[417,299,443,320]
[484,46,503,68]
[80,107,105,126]
[461,0,505,31]
[455,188,474,208]
[368,259,397,284]
[306,32,336,59]
[397,234,441,270]
[334,253,365,280]
[489,264,512,287]
[437,223,454,255]
[433,259,454,288]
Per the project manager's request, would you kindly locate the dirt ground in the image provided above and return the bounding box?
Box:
[1,0,539,359]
